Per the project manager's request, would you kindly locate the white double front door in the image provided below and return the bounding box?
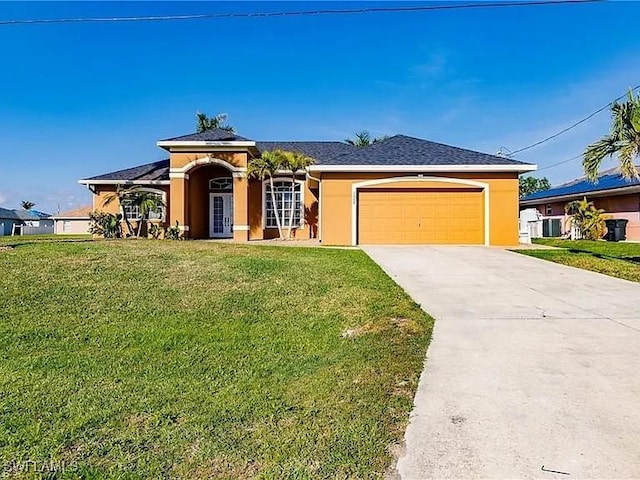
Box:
[209,193,233,238]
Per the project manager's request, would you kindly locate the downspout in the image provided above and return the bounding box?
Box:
[306,170,322,242]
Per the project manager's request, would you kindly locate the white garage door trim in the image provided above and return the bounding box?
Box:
[351,175,490,246]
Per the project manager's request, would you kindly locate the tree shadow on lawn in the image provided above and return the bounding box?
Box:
[566,248,640,265]
[0,238,94,249]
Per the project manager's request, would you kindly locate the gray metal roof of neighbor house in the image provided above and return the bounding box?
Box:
[14,209,51,220]
[82,159,170,182]
[0,208,51,220]
[520,166,640,204]
[81,132,534,182]
[0,207,19,220]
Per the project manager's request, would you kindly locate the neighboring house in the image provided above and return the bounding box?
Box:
[0,208,20,236]
[520,166,640,241]
[79,129,535,245]
[0,208,53,235]
[52,205,92,234]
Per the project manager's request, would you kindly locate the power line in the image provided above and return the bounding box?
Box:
[536,153,583,173]
[0,0,601,26]
[510,83,640,156]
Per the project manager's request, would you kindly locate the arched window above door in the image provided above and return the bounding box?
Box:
[209,177,233,192]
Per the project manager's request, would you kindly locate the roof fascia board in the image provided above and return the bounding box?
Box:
[157,140,256,148]
[78,180,170,186]
[308,164,536,173]
[520,185,640,205]
[162,146,255,154]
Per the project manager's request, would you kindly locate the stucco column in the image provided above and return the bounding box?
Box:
[169,175,189,238]
[232,173,249,241]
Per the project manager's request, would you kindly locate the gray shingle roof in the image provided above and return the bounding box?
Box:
[324,135,531,166]
[160,128,252,143]
[256,141,356,164]
[83,133,533,183]
[83,159,169,182]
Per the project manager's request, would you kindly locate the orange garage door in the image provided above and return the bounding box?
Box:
[358,188,484,244]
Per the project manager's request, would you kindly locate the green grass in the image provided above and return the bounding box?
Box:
[531,238,640,258]
[516,238,640,283]
[0,239,432,479]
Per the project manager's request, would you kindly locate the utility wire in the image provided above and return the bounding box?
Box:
[0,0,601,26]
[535,153,583,173]
[510,83,640,156]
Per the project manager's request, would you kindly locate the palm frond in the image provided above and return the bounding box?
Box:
[584,88,640,181]
[582,136,618,182]
[618,140,640,180]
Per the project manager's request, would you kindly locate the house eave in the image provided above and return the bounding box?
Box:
[78,179,170,186]
[307,164,537,173]
[520,184,640,206]
[156,140,256,150]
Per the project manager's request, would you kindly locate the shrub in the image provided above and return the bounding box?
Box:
[565,197,607,240]
[89,211,122,238]
[165,221,181,240]
[148,223,164,239]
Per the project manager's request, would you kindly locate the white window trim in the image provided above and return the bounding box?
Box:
[122,187,167,222]
[350,175,490,246]
[209,176,233,191]
[262,178,305,230]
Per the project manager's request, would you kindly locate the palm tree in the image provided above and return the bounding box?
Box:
[20,200,35,210]
[196,112,235,133]
[102,185,136,237]
[344,130,389,148]
[129,190,166,237]
[583,89,640,182]
[247,150,286,239]
[281,151,315,239]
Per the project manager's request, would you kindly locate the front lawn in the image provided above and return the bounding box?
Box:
[532,238,640,259]
[516,238,640,283]
[0,239,432,479]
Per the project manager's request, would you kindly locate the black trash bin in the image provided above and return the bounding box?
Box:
[605,219,628,241]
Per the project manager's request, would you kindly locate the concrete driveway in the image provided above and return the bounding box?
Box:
[363,246,640,480]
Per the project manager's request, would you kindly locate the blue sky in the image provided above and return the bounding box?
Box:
[1,1,638,213]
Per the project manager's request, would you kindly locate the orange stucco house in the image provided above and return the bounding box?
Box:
[79,128,536,245]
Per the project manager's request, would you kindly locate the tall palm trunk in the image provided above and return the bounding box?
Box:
[120,204,135,238]
[286,172,297,239]
[137,213,145,238]
[269,176,284,239]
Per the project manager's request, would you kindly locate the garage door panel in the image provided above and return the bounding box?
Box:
[358,189,484,245]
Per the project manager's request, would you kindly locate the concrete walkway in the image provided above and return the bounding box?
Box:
[363,246,640,480]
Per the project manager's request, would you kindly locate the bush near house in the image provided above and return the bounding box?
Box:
[564,197,607,240]
[0,239,432,478]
